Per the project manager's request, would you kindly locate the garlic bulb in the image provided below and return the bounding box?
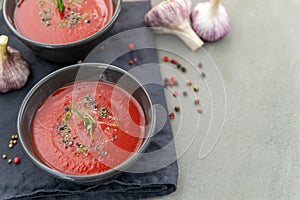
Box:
[191,0,229,42]
[145,0,204,51]
[0,35,30,93]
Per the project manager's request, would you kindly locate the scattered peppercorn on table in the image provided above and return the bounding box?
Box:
[1,0,300,199]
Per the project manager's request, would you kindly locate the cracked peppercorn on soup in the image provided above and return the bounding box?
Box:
[31,81,146,175]
[14,0,113,44]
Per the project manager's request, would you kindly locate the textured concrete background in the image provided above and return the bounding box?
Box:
[2,0,300,199]
[151,0,300,199]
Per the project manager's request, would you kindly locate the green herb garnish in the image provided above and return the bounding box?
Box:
[67,0,74,8]
[70,101,95,140]
[62,110,72,124]
[38,0,44,6]
[83,109,95,140]
[83,109,95,123]
[77,145,87,156]
[100,107,109,117]
[70,101,87,125]
[56,0,65,12]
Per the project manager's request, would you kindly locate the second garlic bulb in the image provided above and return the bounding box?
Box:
[191,0,230,42]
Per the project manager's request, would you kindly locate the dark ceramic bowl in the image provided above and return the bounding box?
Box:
[2,0,122,63]
[17,63,155,184]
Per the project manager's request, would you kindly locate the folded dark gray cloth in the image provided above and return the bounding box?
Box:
[0,1,178,200]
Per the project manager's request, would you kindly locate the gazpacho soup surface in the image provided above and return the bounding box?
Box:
[14,0,113,44]
[31,81,146,175]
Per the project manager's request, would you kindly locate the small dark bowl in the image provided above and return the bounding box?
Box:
[17,63,155,184]
[2,0,122,63]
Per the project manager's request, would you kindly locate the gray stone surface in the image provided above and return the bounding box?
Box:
[2,0,300,199]
[151,0,300,199]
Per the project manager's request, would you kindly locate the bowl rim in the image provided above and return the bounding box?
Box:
[2,0,122,48]
[17,63,156,182]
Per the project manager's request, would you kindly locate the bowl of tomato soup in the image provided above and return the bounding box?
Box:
[18,63,155,184]
[2,0,122,63]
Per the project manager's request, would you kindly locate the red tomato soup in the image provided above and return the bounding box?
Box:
[14,0,113,44]
[31,81,146,175]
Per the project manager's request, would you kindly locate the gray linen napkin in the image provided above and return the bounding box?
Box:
[0,1,178,199]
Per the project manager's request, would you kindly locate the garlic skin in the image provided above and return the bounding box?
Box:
[145,0,191,28]
[0,35,30,93]
[145,0,204,51]
[191,0,230,42]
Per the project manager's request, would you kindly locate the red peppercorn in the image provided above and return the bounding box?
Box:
[169,112,175,119]
[186,80,192,86]
[128,60,133,65]
[171,59,178,64]
[163,56,169,62]
[133,57,138,62]
[173,91,178,97]
[128,43,134,50]
[170,76,176,82]
[168,81,174,87]
[13,157,21,164]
